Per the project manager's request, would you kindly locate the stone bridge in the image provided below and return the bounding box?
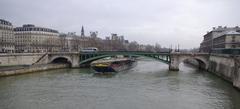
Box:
[47,52,80,67]
[169,53,209,71]
[0,52,80,67]
[0,52,209,71]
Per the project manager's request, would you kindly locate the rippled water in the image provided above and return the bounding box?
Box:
[0,59,240,109]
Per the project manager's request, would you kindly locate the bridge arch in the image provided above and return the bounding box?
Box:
[79,55,112,66]
[79,53,170,66]
[50,56,73,66]
[169,54,209,71]
[179,57,207,69]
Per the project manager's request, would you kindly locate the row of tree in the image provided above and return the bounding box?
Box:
[59,34,172,52]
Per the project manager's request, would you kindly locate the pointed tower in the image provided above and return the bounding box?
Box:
[81,26,85,37]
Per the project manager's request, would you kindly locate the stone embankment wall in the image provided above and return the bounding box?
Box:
[184,54,240,90]
[0,53,45,66]
[233,57,240,89]
[0,64,69,77]
[208,54,240,90]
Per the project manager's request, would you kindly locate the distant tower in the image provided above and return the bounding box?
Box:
[81,26,85,37]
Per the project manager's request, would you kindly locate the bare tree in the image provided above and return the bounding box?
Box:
[128,41,139,51]
[154,43,161,52]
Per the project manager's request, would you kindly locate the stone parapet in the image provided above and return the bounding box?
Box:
[0,64,68,77]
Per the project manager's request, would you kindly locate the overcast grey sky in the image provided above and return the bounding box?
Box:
[1,0,240,49]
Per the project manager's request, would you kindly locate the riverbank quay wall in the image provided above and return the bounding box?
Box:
[207,54,240,89]
[0,53,47,66]
[0,64,69,77]
[0,52,80,67]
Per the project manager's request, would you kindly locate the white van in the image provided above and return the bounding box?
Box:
[81,47,99,52]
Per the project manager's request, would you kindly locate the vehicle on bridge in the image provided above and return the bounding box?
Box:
[80,47,98,53]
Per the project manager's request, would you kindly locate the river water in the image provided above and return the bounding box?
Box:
[0,59,240,109]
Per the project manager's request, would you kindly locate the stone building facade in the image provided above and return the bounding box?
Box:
[0,19,136,53]
[0,19,15,53]
[59,32,91,52]
[60,32,80,52]
[200,26,240,52]
[213,31,240,49]
[14,24,60,53]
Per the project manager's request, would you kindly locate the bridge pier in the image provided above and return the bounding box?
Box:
[169,65,179,71]
[71,54,80,68]
[169,58,180,71]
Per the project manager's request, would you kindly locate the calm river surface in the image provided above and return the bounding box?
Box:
[0,59,240,109]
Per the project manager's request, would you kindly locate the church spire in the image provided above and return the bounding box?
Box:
[81,26,85,37]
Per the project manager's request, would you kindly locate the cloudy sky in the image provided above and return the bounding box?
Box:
[1,0,240,49]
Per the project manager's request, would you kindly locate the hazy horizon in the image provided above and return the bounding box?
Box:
[1,0,240,49]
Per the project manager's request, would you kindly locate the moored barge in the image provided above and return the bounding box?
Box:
[90,57,136,73]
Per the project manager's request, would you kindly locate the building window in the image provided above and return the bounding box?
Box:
[232,36,236,42]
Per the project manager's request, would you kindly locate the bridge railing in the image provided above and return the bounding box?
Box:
[79,51,170,55]
[79,51,171,65]
[170,52,209,55]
